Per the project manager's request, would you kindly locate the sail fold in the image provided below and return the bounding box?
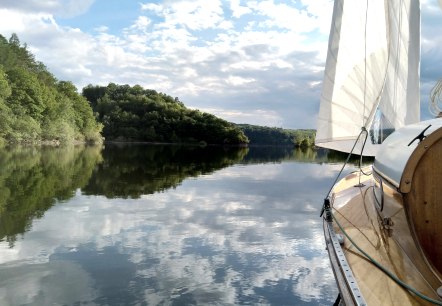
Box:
[315,0,420,156]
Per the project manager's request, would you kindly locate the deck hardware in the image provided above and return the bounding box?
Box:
[383,218,394,227]
[408,124,432,146]
[437,286,442,298]
[336,234,345,245]
[321,198,332,222]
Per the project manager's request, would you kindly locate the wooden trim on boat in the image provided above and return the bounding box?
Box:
[403,135,442,281]
[400,127,442,193]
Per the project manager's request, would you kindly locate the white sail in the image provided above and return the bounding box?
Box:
[315,0,420,156]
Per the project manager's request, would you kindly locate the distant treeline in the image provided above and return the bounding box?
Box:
[0,34,102,145]
[237,124,315,147]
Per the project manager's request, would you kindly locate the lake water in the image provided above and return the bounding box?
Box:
[0,144,354,305]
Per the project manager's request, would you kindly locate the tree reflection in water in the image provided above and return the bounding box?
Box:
[0,145,103,247]
[0,144,351,248]
[82,144,248,199]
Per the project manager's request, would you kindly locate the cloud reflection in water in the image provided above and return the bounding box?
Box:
[0,159,341,305]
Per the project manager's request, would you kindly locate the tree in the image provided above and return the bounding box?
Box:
[8,33,20,47]
[82,83,248,144]
[0,33,102,144]
[0,68,13,142]
[7,67,45,121]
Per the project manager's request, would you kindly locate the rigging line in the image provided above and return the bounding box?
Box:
[329,209,442,305]
[322,128,367,203]
[333,206,379,250]
[356,128,369,184]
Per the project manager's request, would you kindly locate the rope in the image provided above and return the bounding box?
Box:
[329,208,442,305]
[430,79,442,116]
[320,127,369,220]
[322,128,368,202]
[357,128,371,181]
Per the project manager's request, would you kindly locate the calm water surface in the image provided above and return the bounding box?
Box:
[0,144,354,305]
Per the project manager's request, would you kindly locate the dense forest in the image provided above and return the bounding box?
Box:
[237,124,315,147]
[0,34,102,145]
[82,83,249,145]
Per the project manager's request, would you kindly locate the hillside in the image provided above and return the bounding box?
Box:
[0,34,102,144]
[82,83,248,145]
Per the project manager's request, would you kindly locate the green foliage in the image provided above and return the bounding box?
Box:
[0,68,12,140]
[7,67,45,120]
[292,129,316,148]
[237,124,316,147]
[82,83,248,144]
[0,33,102,144]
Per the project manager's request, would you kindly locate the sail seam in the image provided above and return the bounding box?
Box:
[363,0,368,128]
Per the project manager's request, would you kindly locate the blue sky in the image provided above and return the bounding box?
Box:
[0,0,441,128]
[57,0,142,33]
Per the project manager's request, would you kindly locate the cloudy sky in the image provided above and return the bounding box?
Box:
[0,0,441,128]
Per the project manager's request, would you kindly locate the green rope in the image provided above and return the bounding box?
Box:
[329,209,442,305]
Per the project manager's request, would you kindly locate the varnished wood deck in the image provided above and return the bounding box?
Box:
[325,170,442,305]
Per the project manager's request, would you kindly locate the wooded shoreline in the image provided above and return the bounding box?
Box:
[0,33,315,148]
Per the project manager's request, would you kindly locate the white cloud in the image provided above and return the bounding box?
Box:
[140,3,164,15]
[141,0,226,31]
[226,75,255,86]
[300,0,336,35]
[0,0,94,17]
[0,9,55,34]
[248,0,315,31]
[196,107,283,127]
[228,0,252,18]
[131,16,151,30]
[0,0,440,127]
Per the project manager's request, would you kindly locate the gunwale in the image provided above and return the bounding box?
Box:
[324,169,442,305]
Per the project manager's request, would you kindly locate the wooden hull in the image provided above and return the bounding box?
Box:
[324,169,442,305]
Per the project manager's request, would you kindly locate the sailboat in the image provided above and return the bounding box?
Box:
[316,0,442,305]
